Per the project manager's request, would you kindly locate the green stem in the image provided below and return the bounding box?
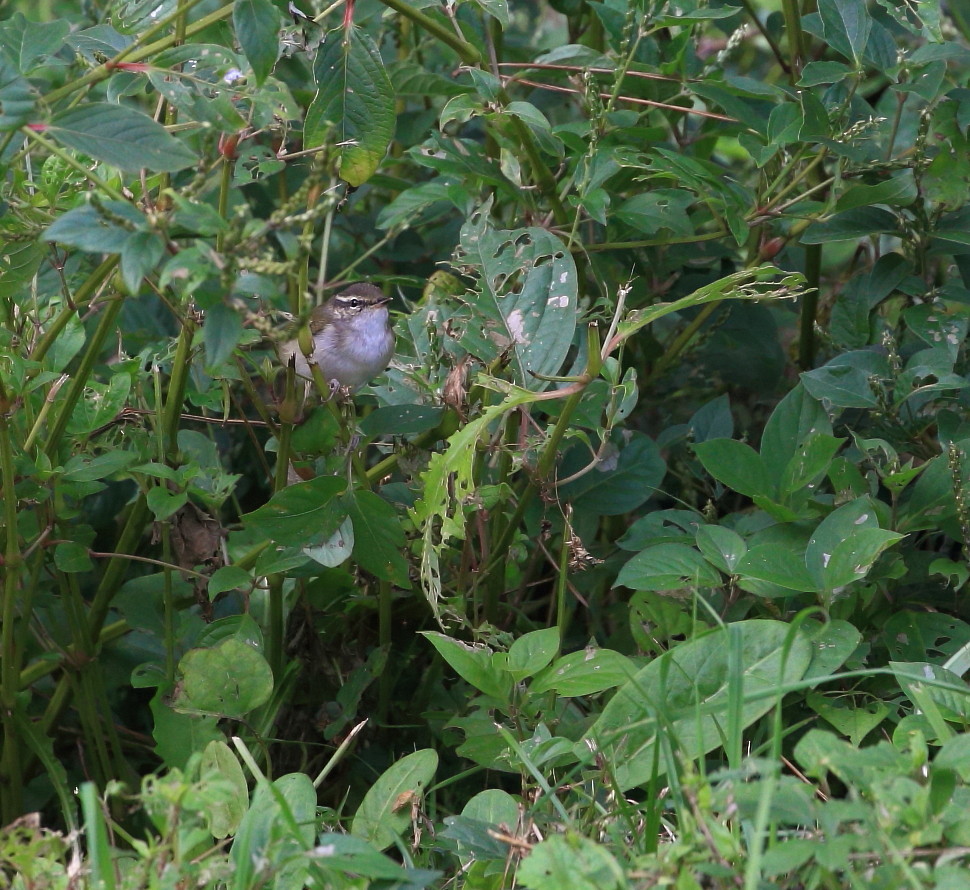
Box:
[87,495,150,638]
[44,294,125,462]
[22,130,126,202]
[642,302,720,388]
[798,244,821,370]
[377,0,481,65]
[780,0,806,79]
[19,621,130,689]
[29,257,118,369]
[42,2,235,107]
[0,403,23,822]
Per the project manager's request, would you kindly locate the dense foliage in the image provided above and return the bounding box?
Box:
[3,0,970,886]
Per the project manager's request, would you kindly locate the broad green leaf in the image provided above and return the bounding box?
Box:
[835,176,917,212]
[231,773,315,887]
[358,404,445,437]
[801,207,899,243]
[120,230,165,293]
[693,438,774,499]
[67,373,131,435]
[203,302,244,369]
[761,385,832,478]
[345,490,409,586]
[507,628,560,681]
[820,527,903,591]
[207,565,252,597]
[456,197,578,389]
[423,632,513,700]
[200,740,248,839]
[695,525,746,574]
[804,496,883,589]
[884,611,970,664]
[807,692,888,746]
[302,515,354,568]
[242,475,346,547]
[44,202,145,254]
[582,620,813,789]
[63,451,138,482]
[462,789,520,828]
[351,750,438,850]
[305,27,394,186]
[818,0,872,63]
[616,189,694,237]
[0,13,69,73]
[518,833,625,890]
[559,433,665,515]
[173,637,273,717]
[892,661,970,730]
[736,544,818,593]
[779,433,844,498]
[0,55,37,130]
[616,543,723,592]
[530,648,637,696]
[46,103,196,172]
[233,0,279,85]
[54,541,92,573]
[801,363,878,408]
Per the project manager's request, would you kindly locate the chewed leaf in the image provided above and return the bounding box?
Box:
[455,197,578,390]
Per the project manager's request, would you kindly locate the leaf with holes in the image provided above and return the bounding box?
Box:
[455,197,578,389]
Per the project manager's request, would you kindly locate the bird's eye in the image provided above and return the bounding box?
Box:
[349,298,361,309]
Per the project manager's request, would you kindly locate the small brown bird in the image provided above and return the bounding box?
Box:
[279,283,395,390]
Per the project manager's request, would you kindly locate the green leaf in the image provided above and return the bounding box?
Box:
[582,620,813,789]
[806,692,888,745]
[818,0,872,63]
[693,438,774,499]
[736,544,819,593]
[835,176,917,212]
[231,773,316,886]
[54,541,93,573]
[67,373,131,435]
[530,648,637,696]
[456,197,578,389]
[559,433,666,515]
[199,741,249,839]
[233,0,279,85]
[203,303,244,369]
[804,497,900,590]
[0,55,37,130]
[615,189,694,237]
[207,565,252,597]
[423,632,513,700]
[305,27,394,186]
[616,543,723,592]
[506,628,560,681]
[695,525,747,574]
[358,404,445,437]
[345,490,409,586]
[798,60,853,86]
[173,637,273,718]
[779,433,844,498]
[62,451,138,482]
[46,103,196,173]
[0,13,70,73]
[801,363,878,408]
[43,202,144,254]
[350,750,439,850]
[242,476,346,547]
[120,230,165,293]
[801,207,899,243]
[518,833,625,890]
